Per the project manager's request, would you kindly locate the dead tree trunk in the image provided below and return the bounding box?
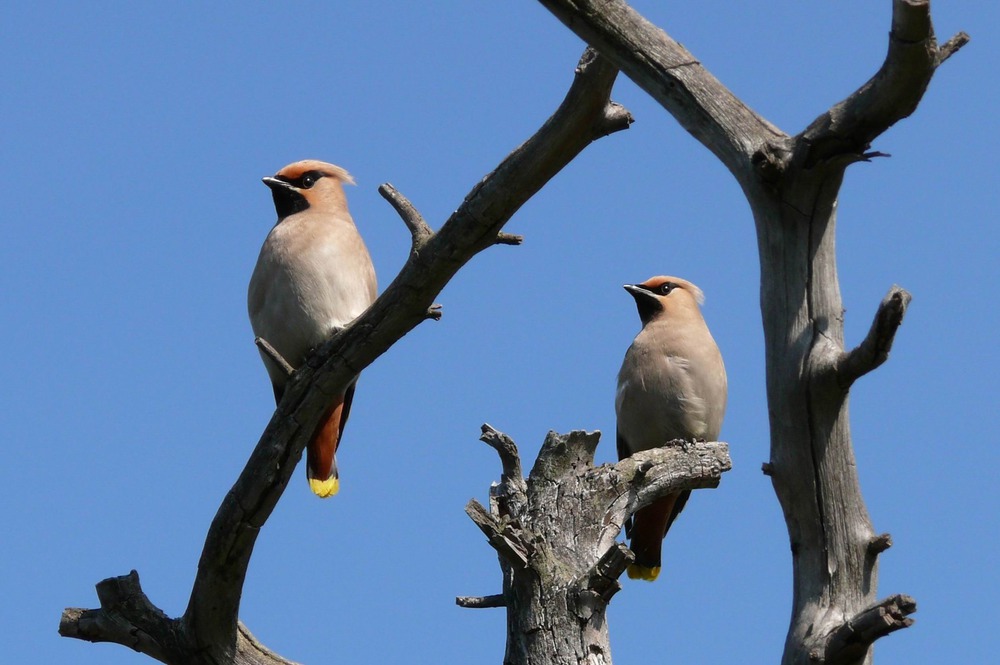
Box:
[60,4,968,664]
[536,1,966,664]
[459,426,730,665]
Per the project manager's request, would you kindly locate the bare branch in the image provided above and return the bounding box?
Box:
[612,440,732,514]
[465,499,531,570]
[480,423,522,480]
[797,0,961,167]
[868,533,894,556]
[537,0,786,179]
[60,571,180,664]
[378,183,433,248]
[937,31,971,65]
[254,337,295,377]
[835,286,912,387]
[495,232,524,246]
[823,594,917,665]
[455,594,506,609]
[65,46,630,663]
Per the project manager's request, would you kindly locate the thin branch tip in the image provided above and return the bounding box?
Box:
[255,337,295,377]
[479,424,523,480]
[495,232,524,246]
[937,31,970,65]
[378,182,433,244]
[456,594,506,609]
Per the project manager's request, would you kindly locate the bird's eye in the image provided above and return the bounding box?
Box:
[658,282,676,296]
[301,174,317,189]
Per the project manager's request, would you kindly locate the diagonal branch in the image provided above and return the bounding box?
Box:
[797,0,966,167]
[255,337,294,377]
[936,31,970,65]
[61,47,631,665]
[466,499,532,570]
[536,0,786,181]
[378,183,433,248]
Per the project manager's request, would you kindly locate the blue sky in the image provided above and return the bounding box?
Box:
[3,2,996,663]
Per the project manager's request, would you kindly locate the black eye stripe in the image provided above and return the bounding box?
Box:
[276,170,326,189]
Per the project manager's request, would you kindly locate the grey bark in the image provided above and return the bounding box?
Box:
[461,426,730,665]
[58,49,632,665]
[535,1,966,664]
[59,3,969,664]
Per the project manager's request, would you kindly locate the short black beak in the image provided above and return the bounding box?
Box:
[624,283,660,324]
[262,176,294,193]
[623,283,654,299]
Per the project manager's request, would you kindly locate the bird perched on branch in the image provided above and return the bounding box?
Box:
[616,276,727,580]
[248,159,377,498]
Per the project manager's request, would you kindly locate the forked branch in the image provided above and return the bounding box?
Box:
[60,47,632,665]
[797,0,967,167]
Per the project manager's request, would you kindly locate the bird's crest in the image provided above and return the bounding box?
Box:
[639,275,705,305]
[274,159,356,186]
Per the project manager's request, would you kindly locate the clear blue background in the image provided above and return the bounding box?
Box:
[3,2,995,663]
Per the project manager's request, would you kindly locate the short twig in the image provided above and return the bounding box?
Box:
[465,499,530,569]
[835,286,911,387]
[255,337,295,377]
[937,31,971,66]
[378,183,433,247]
[480,423,523,480]
[455,594,506,609]
[495,232,524,246]
[867,533,893,556]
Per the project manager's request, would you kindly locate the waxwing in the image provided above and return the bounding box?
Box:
[616,275,727,580]
[248,160,377,497]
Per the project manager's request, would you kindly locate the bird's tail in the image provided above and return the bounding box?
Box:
[625,490,690,581]
[306,395,347,498]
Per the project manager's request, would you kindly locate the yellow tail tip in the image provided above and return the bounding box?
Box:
[626,564,661,581]
[309,477,339,498]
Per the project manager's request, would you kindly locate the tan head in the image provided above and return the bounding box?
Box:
[262,159,355,221]
[624,275,706,326]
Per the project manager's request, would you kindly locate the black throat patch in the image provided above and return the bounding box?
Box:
[272,189,310,220]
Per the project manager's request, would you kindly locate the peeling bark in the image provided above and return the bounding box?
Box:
[461,428,731,665]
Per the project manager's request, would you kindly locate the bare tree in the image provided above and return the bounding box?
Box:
[60,3,966,665]
[533,1,966,664]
